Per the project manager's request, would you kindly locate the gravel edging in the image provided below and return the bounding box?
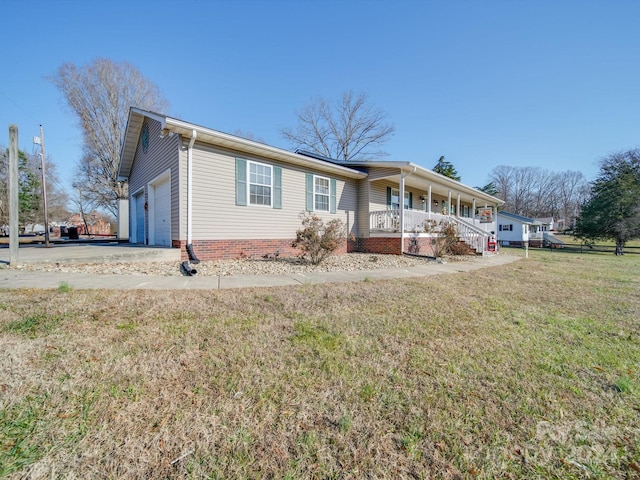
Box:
[5,253,472,277]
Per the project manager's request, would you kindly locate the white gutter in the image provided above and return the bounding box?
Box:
[400,166,417,253]
[187,130,197,245]
[164,117,367,179]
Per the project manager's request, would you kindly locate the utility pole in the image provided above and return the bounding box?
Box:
[34,125,50,247]
[9,125,19,265]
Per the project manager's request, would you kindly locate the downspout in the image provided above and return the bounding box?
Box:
[399,166,417,254]
[185,130,200,264]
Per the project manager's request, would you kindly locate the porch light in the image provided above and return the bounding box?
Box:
[419,195,427,203]
[433,199,439,206]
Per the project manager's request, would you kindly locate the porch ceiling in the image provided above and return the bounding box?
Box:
[369,175,494,204]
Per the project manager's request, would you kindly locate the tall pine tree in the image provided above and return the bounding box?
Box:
[575,148,640,254]
[432,156,461,181]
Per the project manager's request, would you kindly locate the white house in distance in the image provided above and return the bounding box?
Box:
[497,211,537,247]
[117,108,504,261]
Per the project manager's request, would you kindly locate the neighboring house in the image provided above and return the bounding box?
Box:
[117,108,504,261]
[535,217,555,232]
[68,214,112,236]
[497,211,549,247]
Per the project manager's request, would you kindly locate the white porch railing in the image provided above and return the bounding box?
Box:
[454,217,491,254]
[369,209,451,232]
[369,209,492,254]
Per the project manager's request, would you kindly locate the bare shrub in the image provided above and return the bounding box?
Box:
[450,240,476,256]
[430,221,459,258]
[292,213,346,265]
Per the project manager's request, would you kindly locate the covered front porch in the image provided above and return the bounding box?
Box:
[351,161,503,256]
[368,209,491,255]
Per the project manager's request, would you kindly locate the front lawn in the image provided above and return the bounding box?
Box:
[1,249,638,478]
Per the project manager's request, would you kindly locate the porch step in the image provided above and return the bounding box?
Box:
[544,234,565,248]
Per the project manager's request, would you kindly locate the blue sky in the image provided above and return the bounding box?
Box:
[2,0,639,197]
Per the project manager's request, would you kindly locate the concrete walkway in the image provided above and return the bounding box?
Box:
[0,244,520,290]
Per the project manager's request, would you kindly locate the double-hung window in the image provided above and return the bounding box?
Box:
[249,161,272,206]
[391,188,410,210]
[314,176,330,212]
[306,173,336,213]
[236,158,281,208]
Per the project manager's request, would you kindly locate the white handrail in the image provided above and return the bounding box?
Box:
[369,210,492,254]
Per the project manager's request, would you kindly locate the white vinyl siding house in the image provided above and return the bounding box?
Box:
[118,108,503,260]
[496,211,538,246]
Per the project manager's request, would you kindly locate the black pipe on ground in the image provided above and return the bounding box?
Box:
[181,261,198,276]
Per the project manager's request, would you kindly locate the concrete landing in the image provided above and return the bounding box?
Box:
[0,243,180,265]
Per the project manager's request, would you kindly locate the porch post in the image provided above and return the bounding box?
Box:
[428,185,432,214]
[399,174,405,253]
[447,191,452,215]
[456,194,461,217]
[472,198,476,221]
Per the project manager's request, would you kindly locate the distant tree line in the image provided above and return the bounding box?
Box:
[487,165,590,228]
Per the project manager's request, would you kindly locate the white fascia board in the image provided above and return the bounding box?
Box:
[346,160,504,204]
[164,117,367,179]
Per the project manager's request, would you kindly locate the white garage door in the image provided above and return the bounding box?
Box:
[153,179,171,246]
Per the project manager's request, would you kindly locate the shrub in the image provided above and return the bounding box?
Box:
[450,240,476,256]
[430,221,459,258]
[292,213,346,265]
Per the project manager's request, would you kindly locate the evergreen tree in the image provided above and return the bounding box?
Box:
[1,148,41,230]
[575,148,640,255]
[474,181,499,196]
[432,156,461,181]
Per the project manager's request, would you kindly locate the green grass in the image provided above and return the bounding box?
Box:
[0,249,638,478]
[3,313,65,338]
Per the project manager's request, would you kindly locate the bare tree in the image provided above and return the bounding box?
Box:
[489,165,588,222]
[527,168,555,217]
[281,91,395,161]
[40,159,70,222]
[232,130,266,144]
[71,182,99,237]
[49,58,168,217]
[554,170,589,230]
[490,165,514,208]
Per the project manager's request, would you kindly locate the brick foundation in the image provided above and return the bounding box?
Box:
[172,235,439,261]
[404,237,437,257]
[173,238,348,261]
[353,237,402,255]
[351,236,438,257]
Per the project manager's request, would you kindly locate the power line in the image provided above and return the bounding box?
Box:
[0,87,40,126]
